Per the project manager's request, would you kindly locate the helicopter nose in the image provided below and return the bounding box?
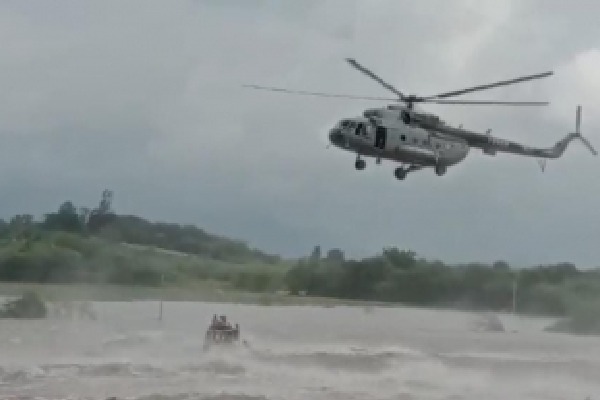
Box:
[329,128,345,145]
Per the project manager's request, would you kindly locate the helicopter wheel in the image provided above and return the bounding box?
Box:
[435,165,447,176]
[394,167,407,180]
[355,158,366,170]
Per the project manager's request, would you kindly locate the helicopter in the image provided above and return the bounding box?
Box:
[244,58,596,180]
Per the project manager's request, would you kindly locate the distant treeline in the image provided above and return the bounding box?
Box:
[1,192,600,318]
[284,246,600,316]
[0,190,280,266]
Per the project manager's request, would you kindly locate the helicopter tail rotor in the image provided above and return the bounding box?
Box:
[550,105,597,159]
[574,105,597,156]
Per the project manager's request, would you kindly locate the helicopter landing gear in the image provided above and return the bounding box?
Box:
[355,156,366,170]
[394,167,407,180]
[435,164,447,176]
[394,165,422,180]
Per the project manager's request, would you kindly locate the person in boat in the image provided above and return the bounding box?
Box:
[208,315,225,340]
[205,314,242,345]
[207,314,224,340]
[219,315,233,331]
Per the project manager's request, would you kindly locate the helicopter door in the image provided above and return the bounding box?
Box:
[355,122,367,136]
[375,126,387,150]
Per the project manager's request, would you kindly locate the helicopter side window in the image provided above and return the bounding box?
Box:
[355,123,364,136]
[400,134,406,141]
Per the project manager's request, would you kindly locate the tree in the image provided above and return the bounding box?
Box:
[326,248,345,263]
[285,260,317,295]
[99,189,113,213]
[0,219,8,237]
[9,214,35,239]
[43,201,82,233]
[383,247,416,269]
[78,207,91,227]
[493,260,510,271]
[58,201,77,216]
[88,189,117,232]
[310,245,321,261]
[9,214,34,228]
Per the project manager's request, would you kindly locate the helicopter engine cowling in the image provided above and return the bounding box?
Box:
[398,109,441,128]
[401,110,411,125]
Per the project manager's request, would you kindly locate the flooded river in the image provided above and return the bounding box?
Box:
[1,301,599,400]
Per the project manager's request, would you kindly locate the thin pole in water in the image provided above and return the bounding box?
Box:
[512,276,518,314]
[158,274,164,321]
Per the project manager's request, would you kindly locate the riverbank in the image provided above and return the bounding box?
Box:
[0,281,394,308]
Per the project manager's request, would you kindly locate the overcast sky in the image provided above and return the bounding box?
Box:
[1,0,599,267]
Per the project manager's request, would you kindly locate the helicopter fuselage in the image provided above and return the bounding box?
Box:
[328,110,469,172]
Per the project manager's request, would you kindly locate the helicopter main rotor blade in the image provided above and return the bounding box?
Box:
[242,85,397,101]
[345,58,407,101]
[427,100,549,106]
[422,71,553,100]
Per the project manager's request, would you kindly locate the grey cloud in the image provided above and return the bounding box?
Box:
[1,0,599,267]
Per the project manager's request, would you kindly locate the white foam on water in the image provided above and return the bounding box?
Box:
[1,302,599,400]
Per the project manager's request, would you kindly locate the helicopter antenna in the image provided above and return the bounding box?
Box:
[537,159,547,172]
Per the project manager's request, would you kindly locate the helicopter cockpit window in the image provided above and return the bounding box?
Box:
[340,120,351,128]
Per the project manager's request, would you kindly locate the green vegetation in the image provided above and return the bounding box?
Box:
[284,247,600,317]
[0,191,287,292]
[1,190,600,331]
[0,230,287,291]
[0,291,47,318]
[546,300,600,335]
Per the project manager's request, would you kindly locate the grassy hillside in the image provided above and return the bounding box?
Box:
[96,214,281,265]
[0,231,291,293]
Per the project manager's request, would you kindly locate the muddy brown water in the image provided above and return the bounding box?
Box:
[0,301,598,400]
